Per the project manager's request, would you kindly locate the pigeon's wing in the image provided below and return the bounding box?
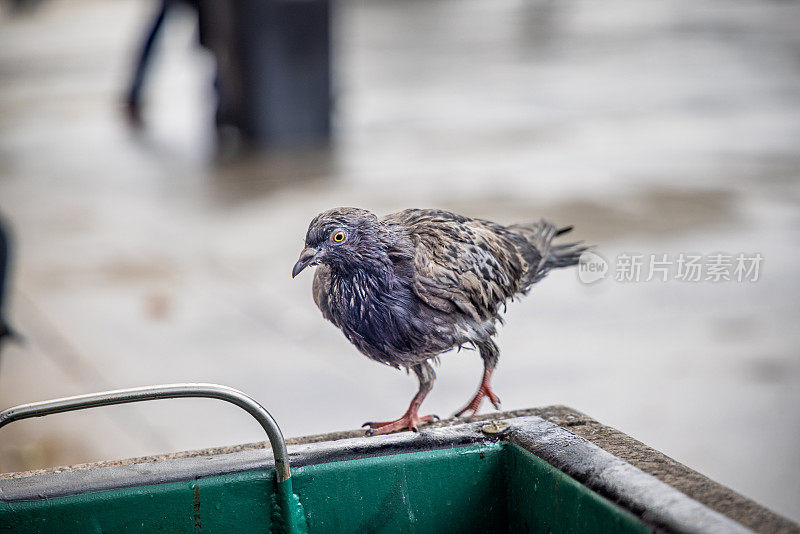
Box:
[391,209,530,321]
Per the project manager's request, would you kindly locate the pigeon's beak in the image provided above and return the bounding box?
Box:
[292,247,321,278]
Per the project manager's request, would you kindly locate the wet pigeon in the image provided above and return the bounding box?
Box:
[292,208,587,435]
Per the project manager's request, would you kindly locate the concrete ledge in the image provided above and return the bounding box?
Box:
[1,406,796,534]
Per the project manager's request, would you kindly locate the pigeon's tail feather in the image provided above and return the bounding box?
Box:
[555,225,573,237]
[509,219,588,287]
[508,219,557,254]
[546,241,589,268]
[528,241,589,285]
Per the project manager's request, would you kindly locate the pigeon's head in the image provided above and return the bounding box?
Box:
[292,207,384,277]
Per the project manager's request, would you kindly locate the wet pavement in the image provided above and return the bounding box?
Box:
[1,0,799,522]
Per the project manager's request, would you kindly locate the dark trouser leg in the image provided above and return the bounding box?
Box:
[126,0,169,106]
[363,361,439,435]
[0,219,17,351]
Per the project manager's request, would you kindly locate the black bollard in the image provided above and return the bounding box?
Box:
[205,0,332,147]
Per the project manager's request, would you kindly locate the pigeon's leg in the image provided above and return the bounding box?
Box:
[454,340,502,418]
[363,361,439,435]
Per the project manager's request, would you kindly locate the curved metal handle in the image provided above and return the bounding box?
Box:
[0,383,291,482]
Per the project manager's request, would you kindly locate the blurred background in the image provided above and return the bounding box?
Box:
[1,0,798,522]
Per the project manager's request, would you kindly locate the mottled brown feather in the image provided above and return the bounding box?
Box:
[384,209,532,322]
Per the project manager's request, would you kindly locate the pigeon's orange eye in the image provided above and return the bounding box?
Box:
[332,231,346,243]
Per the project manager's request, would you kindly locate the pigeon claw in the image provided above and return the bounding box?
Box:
[454,383,501,419]
[362,412,437,436]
